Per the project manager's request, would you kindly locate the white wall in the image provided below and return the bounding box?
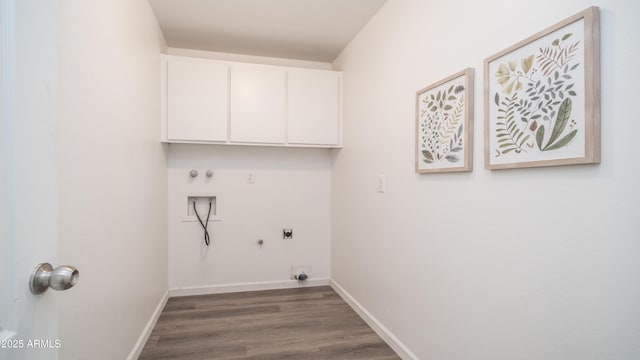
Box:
[56,1,168,359]
[167,144,331,291]
[165,49,333,293]
[167,47,332,70]
[332,0,640,359]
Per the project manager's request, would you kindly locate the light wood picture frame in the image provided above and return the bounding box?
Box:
[484,6,600,170]
[416,68,474,173]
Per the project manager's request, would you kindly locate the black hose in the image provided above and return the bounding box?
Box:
[193,199,212,246]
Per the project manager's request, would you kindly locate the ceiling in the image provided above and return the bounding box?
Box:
[148,0,388,62]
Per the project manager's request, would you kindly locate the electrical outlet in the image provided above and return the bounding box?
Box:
[290,265,311,280]
[283,229,293,239]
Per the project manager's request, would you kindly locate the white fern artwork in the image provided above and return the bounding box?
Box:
[415,69,473,173]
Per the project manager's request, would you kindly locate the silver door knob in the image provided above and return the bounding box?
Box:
[29,263,79,294]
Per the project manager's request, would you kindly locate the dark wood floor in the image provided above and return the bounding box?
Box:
[139,286,400,360]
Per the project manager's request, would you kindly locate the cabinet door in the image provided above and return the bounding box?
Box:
[167,58,228,142]
[230,65,286,144]
[287,70,341,146]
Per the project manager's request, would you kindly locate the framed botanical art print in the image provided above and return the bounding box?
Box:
[415,68,474,173]
[484,7,600,170]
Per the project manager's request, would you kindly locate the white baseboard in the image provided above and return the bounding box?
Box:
[169,277,331,297]
[329,279,418,360]
[127,289,169,360]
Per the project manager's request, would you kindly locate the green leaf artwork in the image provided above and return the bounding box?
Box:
[536,98,578,151]
[495,94,530,155]
[492,32,581,158]
[419,83,465,164]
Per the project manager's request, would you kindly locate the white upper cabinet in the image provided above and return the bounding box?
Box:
[166,57,228,142]
[287,70,341,146]
[161,55,342,148]
[230,65,286,144]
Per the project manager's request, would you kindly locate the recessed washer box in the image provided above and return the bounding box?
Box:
[182,192,221,222]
